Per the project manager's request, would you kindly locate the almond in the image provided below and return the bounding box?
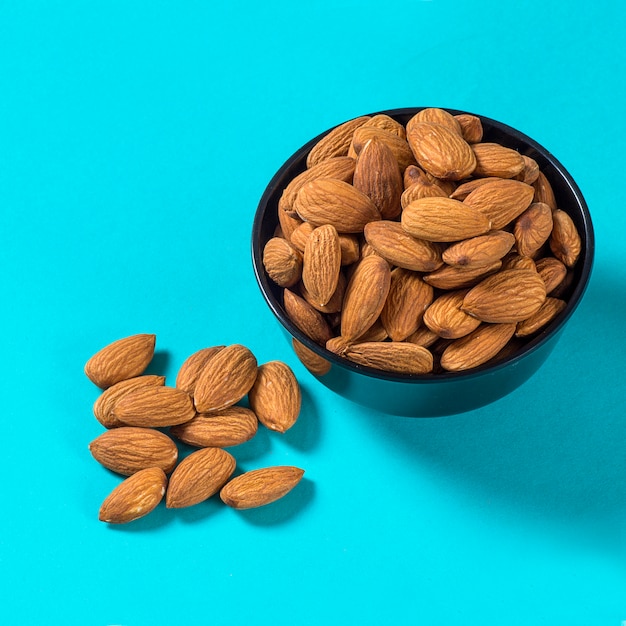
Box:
[301,271,346,314]
[343,341,434,375]
[353,136,403,219]
[175,346,225,395]
[292,338,332,376]
[93,375,166,429]
[515,297,567,337]
[302,224,341,306]
[449,176,501,200]
[112,385,196,427]
[85,333,156,389]
[166,448,236,508]
[423,290,482,339]
[306,116,370,167]
[294,178,381,233]
[350,126,417,172]
[442,230,515,268]
[289,221,315,252]
[170,407,258,448]
[193,344,258,413]
[501,253,537,272]
[248,361,301,433]
[401,197,492,242]
[463,178,535,230]
[220,466,305,509]
[283,288,333,345]
[406,121,476,180]
[532,170,557,209]
[279,156,356,215]
[277,206,303,241]
[423,260,502,290]
[407,108,462,136]
[364,220,443,272]
[454,114,483,143]
[516,155,540,184]
[514,202,553,257]
[535,256,567,294]
[401,179,448,206]
[549,209,581,267]
[89,427,178,476]
[341,255,392,341]
[461,269,547,323]
[440,323,516,371]
[262,237,303,288]
[471,142,525,178]
[99,467,167,524]
[405,326,440,348]
[362,114,407,139]
[381,268,434,341]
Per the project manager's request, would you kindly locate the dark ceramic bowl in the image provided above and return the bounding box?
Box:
[252,107,594,416]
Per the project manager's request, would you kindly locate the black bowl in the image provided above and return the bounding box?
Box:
[252,108,594,416]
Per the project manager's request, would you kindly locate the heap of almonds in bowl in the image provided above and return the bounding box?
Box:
[255,107,592,383]
[85,333,305,524]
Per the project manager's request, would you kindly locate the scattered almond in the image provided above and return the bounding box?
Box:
[220,466,305,510]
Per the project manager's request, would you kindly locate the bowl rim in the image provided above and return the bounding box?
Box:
[252,106,595,384]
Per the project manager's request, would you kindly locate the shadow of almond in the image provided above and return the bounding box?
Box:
[279,385,321,451]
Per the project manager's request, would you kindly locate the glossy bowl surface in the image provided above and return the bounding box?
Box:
[252,108,594,416]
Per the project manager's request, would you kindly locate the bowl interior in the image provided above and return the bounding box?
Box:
[252,107,594,384]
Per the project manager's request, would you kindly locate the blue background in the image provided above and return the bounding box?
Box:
[1,1,624,624]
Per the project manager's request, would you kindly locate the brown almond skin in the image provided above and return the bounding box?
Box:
[112,385,196,427]
[175,346,225,395]
[442,230,515,268]
[423,290,482,339]
[514,202,554,258]
[294,178,381,233]
[353,136,403,219]
[302,224,341,307]
[283,288,333,345]
[341,255,392,341]
[402,197,492,242]
[463,178,535,230]
[343,341,434,375]
[401,180,448,207]
[516,297,567,337]
[461,269,547,323]
[350,126,417,173]
[99,467,167,524]
[279,156,356,215]
[248,361,301,433]
[536,256,567,294]
[449,176,501,200]
[263,237,303,288]
[424,260,502,290]
[454,114,483,143]
[93,375,166,429]
[440,323,517,372]
[471,143,525,178]
[85,334,156,389]
[364,221,443,272]
[170,407,258,448]
[306,116,370,167]
[89,427,178,476]
[291,338,331,376]
[220,466,305,510]
[550,209,581,267]
[362,114,407,139]
[166,448,236,508]
[406,121,476,181]
[301,271,346,314]
[533,170,557,210]
[408,108,462,136]
[193,344,258,413]
[381,268,434,341]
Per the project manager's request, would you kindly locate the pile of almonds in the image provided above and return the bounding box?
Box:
[263,108,582,375]
[85,333,305,524]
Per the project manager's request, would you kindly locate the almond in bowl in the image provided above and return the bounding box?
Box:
[252,107,594,416]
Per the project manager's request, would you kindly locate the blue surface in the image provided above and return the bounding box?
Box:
[1,1,625,624]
